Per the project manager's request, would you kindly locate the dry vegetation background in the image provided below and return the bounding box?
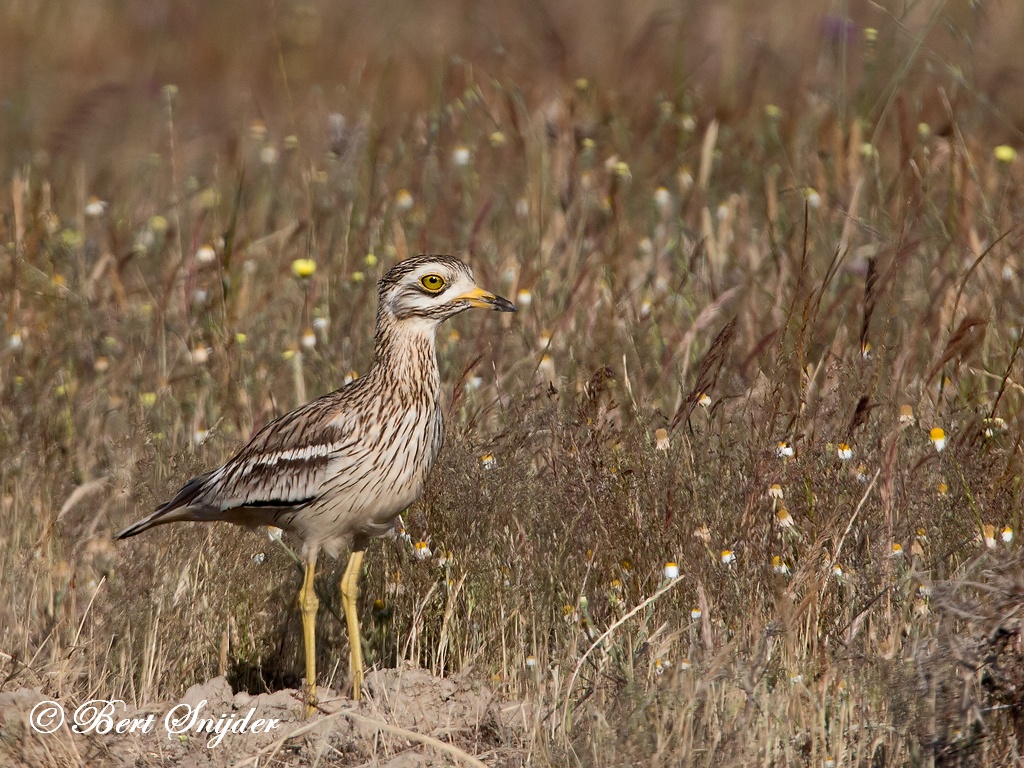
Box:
[3,0,1024,765]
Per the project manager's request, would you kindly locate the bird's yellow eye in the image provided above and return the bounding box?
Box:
[419,274,446,292]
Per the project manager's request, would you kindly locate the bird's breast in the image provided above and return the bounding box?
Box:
[307,397,444,541]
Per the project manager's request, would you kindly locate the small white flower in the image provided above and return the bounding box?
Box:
[190,344,209,365]
[480,453,496,470]
[195,244,217,265]
[538,355,556,383]
[516,288,533,307]
[525,655,537,669]
[804,188,822,208]
[9,332,23,351]
[930,428,946,453]
[464,375,483,392]
[252,552,266,565]
[1001,525,1014,543]
[192,428,210,446]
[983,417,1006,438]
[312,316,329,332]
[678,167,694,192]
[654,658,671,676]
[690,607,702,619]
[772,556,790,575]
[655,428,670,452]
[982,524,997,549]
[898,404,915,424]
[413,541,432,560]
[134,230,156,253]
[395,189,414,211]
[721,550,736,565]
[768,483,784,500]
[891,543,903,558]
[664,562,679,579]
[776,508,794,529]
[837,443,853,460]
[392,518,411,544]
[259,145,279,165]
[776,441,794,458]
[343,371,359,385]
[84,198,108,218]
[301,329,317,349]
[653,186,672,213]
[192,289,208,307]
[451,145,472,166]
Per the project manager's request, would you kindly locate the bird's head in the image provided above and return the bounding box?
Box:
[378,255,517,325]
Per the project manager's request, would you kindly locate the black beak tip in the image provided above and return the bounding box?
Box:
[493,295,517,313]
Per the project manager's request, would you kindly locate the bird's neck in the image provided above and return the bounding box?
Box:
[368,311,441,397]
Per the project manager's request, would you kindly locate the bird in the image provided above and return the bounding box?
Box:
[116,254,516,712]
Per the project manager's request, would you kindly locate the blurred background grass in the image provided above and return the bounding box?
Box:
[3,1,1024,765]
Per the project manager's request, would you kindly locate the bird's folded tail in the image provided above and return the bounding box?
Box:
[115,472,216,539]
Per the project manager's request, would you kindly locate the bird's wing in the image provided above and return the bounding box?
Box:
[205,391,361,509]
[117,389,361,538]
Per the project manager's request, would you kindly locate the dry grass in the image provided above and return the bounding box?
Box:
[2,1,1024,765]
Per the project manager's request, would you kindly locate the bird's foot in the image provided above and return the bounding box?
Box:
[351,667,363,701]
[303,683,318,718]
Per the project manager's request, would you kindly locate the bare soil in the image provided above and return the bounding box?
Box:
[0,667,528,767]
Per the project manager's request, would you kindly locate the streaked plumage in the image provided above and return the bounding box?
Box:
[117,255,515,710]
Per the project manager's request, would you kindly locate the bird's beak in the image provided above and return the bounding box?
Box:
[457,287,517,313]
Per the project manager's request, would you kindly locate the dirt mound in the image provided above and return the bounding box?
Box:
[0,666,525,767]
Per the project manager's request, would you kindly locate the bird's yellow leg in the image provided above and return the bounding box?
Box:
[340,541,366,700]
[299,548,319,717]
